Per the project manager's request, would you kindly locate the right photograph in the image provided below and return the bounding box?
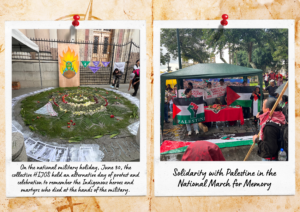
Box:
[160,28,289,162]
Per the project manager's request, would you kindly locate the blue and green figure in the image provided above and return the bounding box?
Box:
[63,60,76,75]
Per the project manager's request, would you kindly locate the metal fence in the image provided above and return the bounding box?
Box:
[12,38,140,85]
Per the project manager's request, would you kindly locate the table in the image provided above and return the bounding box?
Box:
[203,106,245,125]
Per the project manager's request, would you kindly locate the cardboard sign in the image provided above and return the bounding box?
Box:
[205,86,226,99]
[178,89,204,98]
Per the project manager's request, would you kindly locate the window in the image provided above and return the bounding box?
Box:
[93,36,99,53]
[103,37,109,54]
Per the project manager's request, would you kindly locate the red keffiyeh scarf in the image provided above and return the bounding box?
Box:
[259,111,286,141]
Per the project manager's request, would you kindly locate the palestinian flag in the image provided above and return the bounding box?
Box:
[252,93,261,116]
[172,97,205,125]
[227,86,256,107]
[160,137,254,155]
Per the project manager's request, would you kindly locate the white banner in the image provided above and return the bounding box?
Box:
[205,86,226,100]
[178,89,204,98]
[113,62,126,73]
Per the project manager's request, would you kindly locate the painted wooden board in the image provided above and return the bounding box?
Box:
[58,43,80,87]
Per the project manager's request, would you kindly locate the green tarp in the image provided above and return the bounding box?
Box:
[161,63,263,130]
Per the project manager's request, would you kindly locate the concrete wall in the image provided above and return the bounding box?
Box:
[12,61,59,88]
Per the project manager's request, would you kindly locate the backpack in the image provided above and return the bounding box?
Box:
[265,122,288,155]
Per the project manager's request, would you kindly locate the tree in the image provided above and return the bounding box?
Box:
[160,29,210,63]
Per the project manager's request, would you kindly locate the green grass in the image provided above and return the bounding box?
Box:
[20,87,138,140]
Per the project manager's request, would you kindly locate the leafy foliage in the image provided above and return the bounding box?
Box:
[161,28,288,74]
[20,87,138,140]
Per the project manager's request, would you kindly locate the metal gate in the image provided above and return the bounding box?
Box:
[12,38,140,85]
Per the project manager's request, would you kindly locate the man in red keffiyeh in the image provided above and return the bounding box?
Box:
[252,98,286,161]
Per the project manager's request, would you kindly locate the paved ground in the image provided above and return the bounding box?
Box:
[12,84,140,100]
[160,117,261,161]
[12,83,140,162]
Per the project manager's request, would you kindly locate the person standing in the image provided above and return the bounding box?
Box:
[276,72,283,86]
[242,80,250,119]
[131,59,140,92]
[219,79,227,105]
[184,88,199,135]
[268,70,276,85]
[166,84,173,92]
[250,86,262,125]
[133,59,140,70]
[128,72,135,91]
[164,90,171,123]
[132,71,140,96]
[252,98,286,161]
[187,82,193,90]
[263,72,269,88]
[204,82,216,106]
[264,80,279,99]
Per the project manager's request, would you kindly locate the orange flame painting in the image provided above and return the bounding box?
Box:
[59,47,79,79]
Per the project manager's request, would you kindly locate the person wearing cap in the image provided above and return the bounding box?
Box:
[264,80,279,99]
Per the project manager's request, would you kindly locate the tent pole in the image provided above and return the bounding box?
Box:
[38,52,42,88]
[161,77,166,132]
[176,29,182,69]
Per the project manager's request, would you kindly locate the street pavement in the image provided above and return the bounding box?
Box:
[161,115,262,162]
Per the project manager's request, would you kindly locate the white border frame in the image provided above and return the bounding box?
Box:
[154,20,295,196]
[6,21,147,197]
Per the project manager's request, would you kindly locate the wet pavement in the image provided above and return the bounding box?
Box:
[161,114,262,161]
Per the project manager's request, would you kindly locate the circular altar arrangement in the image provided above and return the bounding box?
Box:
[19,87,139,140]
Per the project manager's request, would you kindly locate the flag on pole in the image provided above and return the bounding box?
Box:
[252,94,261,116]
[227,86,256,107]
[172,97,205,125]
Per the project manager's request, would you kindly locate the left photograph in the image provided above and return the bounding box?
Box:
[11,28,141,162]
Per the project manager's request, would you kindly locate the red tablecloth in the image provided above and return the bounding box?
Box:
[203,106,244,125]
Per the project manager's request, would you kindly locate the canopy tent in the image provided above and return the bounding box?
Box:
[12,29,43,88]
[161,63,263,130]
